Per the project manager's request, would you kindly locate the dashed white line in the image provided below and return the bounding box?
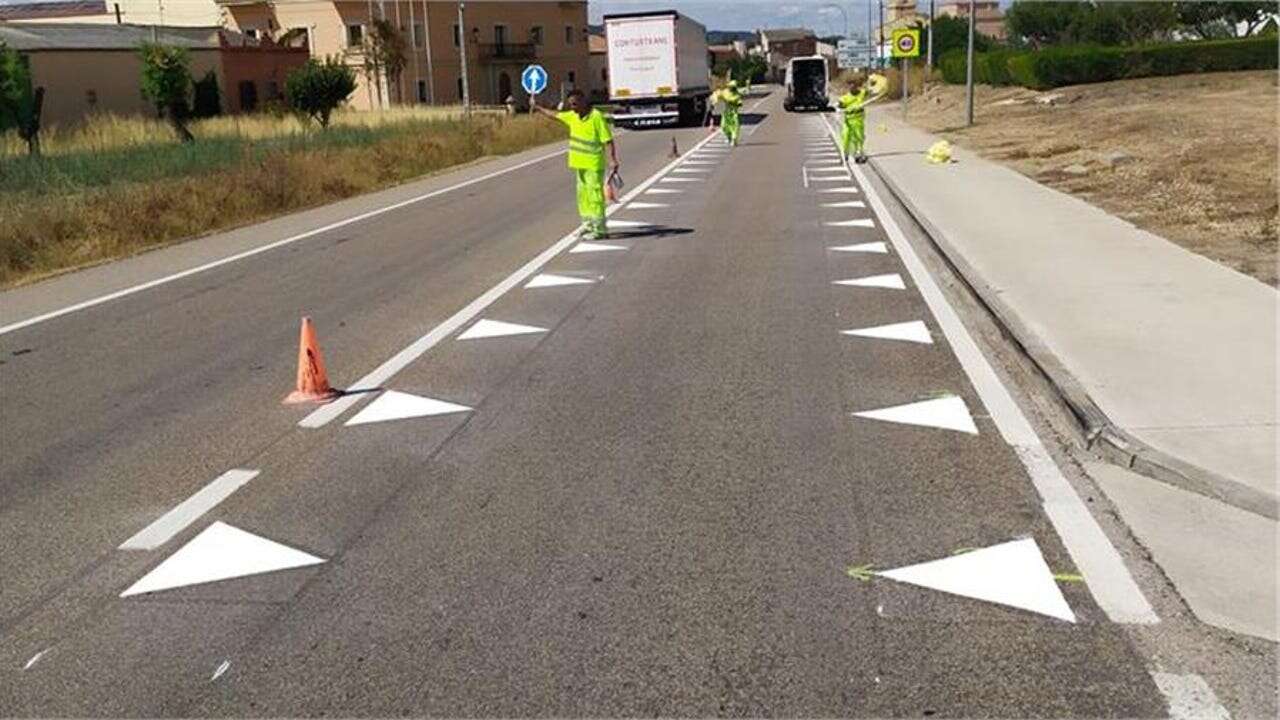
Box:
[118,469,259,551]
[298,131,720,428]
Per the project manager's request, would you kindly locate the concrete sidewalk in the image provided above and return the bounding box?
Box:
[863,107,1277,521]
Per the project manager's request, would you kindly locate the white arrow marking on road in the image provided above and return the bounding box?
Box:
[525,273,597,288]
[842,320,933,344]
[852,395,978,434]
[624,202,670,209]
[120,522,324,597]
[457,318,547,340]
[569,241,628,253]
[877,538,1075,622]
[830,241,887,253]
[834,273,906,289]
[823,200,867,209]
[820,187,860,194]
[345,390,471,426]
[825,219,876,228]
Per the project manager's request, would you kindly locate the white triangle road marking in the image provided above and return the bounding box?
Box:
[877,538,1075,622]
[346,390,471,426]
[524,273,597,288]
[121,522,324,597]
[624,202,670,209]
[826,219,876,228]
[830,241,887,253]
[841,320,933,344]
[852,395,978,434]
[570,241,628,253]
[457,318,546,340]
[833,273,906,289]
[823,200,867,208]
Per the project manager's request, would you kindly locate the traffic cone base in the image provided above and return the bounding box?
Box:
[283,317,340,404]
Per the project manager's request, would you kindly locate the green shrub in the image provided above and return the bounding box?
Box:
[286,57,357,128]
[1007,36,1277,89]
[939,49,967,84]
[976,48,1023,86]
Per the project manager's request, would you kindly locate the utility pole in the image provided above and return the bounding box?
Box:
[458,1,470,115]
[926,0,934,70]
[877,0,884,69]
[964,0,975,126]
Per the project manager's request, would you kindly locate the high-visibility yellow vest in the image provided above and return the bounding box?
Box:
[839,89,867,119]
[557,108,612,171]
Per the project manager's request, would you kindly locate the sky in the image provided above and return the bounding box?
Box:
[590,0,904,35]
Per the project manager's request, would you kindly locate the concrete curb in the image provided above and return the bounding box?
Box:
[868,158,1280,522]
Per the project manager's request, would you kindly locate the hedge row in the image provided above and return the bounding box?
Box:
[939,36,1277,90]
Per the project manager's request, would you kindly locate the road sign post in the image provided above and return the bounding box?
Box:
[521,64,548,113]
[891,28,920,121]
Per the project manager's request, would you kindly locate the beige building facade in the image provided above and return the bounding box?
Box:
[216,1,590,111]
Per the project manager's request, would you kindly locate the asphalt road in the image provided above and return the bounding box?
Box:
[1,89,1172,716]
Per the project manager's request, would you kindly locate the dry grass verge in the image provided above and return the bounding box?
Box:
[0,108,560,287]
[902,70,1278,285]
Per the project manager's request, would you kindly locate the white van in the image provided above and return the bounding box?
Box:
[784,56,830,112]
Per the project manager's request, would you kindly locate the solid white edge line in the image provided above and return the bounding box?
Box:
[0,150,567,337]
[821,114,1159,625]
[299,131,721,429]
[118,469,259,550]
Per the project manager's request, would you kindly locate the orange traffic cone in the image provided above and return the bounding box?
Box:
[283,317,340,404]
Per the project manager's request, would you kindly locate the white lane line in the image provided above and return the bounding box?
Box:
[1151,673,1231,720]
[802,166,810,189]
[822,115,1159,624]
[211,661,231,682]
[23,649,48,670]
[624,202,670,209]
[118,469,259,551]
[660,177,703,183]
[299,131,719,428]
[0,150,568,337]
[823,201,867,208]
[826,219,876,228]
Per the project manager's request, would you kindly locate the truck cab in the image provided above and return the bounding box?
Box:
[784,56,830,112]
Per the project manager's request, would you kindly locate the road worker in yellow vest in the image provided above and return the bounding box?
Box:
[533,89,620,239]
[720,80,743,146]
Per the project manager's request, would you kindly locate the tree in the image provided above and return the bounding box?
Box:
[286,57,357,129]
[920,15,994,59]
[1175,2,1278,39]
[139,43,194,142]
[1005,1,1183,47]
[190,69,221,119]
[0,43,44,156]
[720,54,767,83]
[1005,1,1088,47]
[358,18,407,107]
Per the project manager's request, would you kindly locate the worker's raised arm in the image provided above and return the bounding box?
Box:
[529,99,559,120]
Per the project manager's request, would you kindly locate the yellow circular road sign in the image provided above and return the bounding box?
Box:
[891,28,920,58]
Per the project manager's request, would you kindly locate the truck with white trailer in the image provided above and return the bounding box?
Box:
[603,10,711,128]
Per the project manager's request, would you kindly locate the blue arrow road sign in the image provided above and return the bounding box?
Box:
[521,64,548,95]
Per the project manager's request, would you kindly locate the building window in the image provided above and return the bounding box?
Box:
[565,25,573,44]
[244,28,259,39]
[85,89,97,107]
[457,76,463,100]
[417,80,428,102]
[413,22,424,48]
[239,80,258,112]
[567,70,575,84]
[494,24,508,49]
[452,23,460,47]
[347,23,363,47]
[530,25,543,45]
